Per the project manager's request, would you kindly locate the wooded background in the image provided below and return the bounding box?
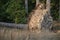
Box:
[0,0,59,24]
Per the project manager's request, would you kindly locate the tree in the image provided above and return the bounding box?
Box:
[46,0,50,14]
[58,1,60,22]
[36,0,40,6]
[25,0,28,14]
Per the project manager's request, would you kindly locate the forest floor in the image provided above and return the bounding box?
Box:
[0,27,60,40]
[0,21,60,40]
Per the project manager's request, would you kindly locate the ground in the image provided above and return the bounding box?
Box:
[0,26,60,40]
[0,21,60,40]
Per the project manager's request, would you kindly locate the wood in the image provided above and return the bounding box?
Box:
[58,0,60,22]
[46,0,50,14]
[36,0,40,6]
[0,22,28,29]
[25,0,28,14]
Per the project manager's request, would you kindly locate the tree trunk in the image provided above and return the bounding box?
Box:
[36,0,40,6]
[58,1,60,22]
[46,0,50,14]
[25,0,28,14]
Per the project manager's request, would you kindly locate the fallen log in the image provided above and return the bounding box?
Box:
[0,22,28,30]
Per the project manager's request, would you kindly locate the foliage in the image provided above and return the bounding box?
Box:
[0,0,27,24]
[51,0,59,20]
[0,0,59,23]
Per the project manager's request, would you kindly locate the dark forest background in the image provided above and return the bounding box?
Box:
[0,0,59,24]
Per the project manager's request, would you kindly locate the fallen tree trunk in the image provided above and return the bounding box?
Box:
[0,22,28,29]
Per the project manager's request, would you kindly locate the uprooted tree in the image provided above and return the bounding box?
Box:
[28,0,53,31]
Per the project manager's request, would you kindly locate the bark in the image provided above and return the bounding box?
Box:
[0,22,28,29]
[36,0,40,6]
[25,0,28,14]
[58,1,60,22]
[46,0,50,14]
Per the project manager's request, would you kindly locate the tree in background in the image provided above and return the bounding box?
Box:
[25,0,28,14]
[0,0,59,23]
[58,0,59,21]
[36,0,40,6]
